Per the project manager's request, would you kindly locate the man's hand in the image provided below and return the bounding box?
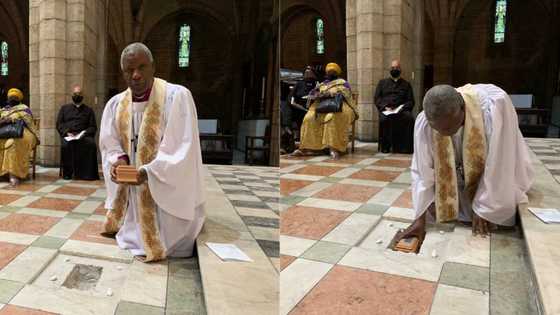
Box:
[472,212,492,237]
[110,159,128,184]
[128,168,148,186]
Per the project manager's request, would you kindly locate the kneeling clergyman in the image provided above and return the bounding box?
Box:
[99,42,205,262]
[395,84,534,244]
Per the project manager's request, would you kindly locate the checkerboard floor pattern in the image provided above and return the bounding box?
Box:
[0,166,204,315]
[206,165,280,268]
[279,141,537,315]
[525,137,560,184]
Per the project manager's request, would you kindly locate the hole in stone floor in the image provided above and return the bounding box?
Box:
[62,264,103,291]
[388,230,426,254]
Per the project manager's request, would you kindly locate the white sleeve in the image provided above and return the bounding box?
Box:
[411,112,436,218]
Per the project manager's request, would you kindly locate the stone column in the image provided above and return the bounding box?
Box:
[30,0,106,165]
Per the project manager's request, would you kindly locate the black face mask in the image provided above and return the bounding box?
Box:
[327,74,338,80]
[72,95,83,104]
[8,99,19,106]
[390,69,401,78]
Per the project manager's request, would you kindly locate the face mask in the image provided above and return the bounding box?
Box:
[72,95,83,104]
[327,74,338,80]
[390,69,401,78]
[8,99,19,106]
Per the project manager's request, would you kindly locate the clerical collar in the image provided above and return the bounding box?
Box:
[132,87,152,102]
[74,103,82,108]
[391,77,401,82]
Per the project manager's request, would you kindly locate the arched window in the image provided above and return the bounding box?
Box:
[315,18,325,55]
[0,41,7,76]
[494,0,507,43]
[178,24,191,68]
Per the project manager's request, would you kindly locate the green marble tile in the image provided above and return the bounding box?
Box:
[0,279,24,303]
[115,301,164,315]
[320,177,342,183]
[31,236,67,249]
[439,262,489,292]
[280,195,306,205]
[65,212,91,220]
[355,203,389,216]
[166,258,206,315]
[385,182,411,190]
[301,241,351,264]
[0,206,20,213]
[30,192,48,197]
[490,230,539,315]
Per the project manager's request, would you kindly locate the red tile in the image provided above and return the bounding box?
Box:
[281,206,349,240]
[70,220,116,245]
[291,266,436,315]
[281,179,314,196]
[281,255,297,271]
[0,242,27,269]
[374,159,411,168]
[392,191,413,209]
[52,186,96,196]
[27,197,81,212]
[0,305,59,315]
[314,184,380,203]
[94,203,107,216]
[294,165,343,176]
[3,183,45,192]
[350,169,401,182]
[0,193,22,205]
[0,214,60,235]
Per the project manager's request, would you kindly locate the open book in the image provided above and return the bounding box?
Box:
[382,104,405,116]
[64,130,86,142]
[528,207,560,223]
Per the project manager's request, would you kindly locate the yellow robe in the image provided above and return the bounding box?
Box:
[299,79,356,153]
[0,105,38,179]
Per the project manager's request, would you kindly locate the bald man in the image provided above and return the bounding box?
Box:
[56,85,99,180]
[395,84,534,244]
[374,60,415,153]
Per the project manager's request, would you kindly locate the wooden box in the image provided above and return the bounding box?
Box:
[115,165,138,183]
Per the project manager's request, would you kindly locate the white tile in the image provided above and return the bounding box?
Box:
[394,171,412,184]
[280,173,324,181]
[236,207,279,219]
[0,231,39,245]
[0,189,27,195]
[323,213,381,246]
[220,184,250,191]
[91,189,107,198]
[245,182,273,188]
[227,194,262,202]
[0,247,57,283]
[382,207,416,222]
[298,198,362,212]
[280,258,333,315]
[339,178,388,187]
[280,235,317,257]
[8,195,41,207]
[365,165,407,172]
[249,226,279,242]
[73,200,103,214]
[67,183,100,189]
[60,240,133,263]
[331,167,361,178]
[356,158,379,165]
[122,260,168,307]
[291,182,333,197]
[280,164,307,173]
[37,185,60,193]
[366,187,403,205]
[253,190,279,198]
[17,208,67,218]
[307,156,330,162]
[430,284,489,315]
[45,218,84,239]
[315,162,351,168]
[45,193,87,201]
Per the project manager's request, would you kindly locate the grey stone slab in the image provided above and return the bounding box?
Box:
[241,216,279,229]
[31,236,67,249]
[166,258,206,315]
[115,301,165,315]
[439,262,489,292]
[256,240,279,258]
[280,196,306,205]
[355,203,389,216]
[301,241,351,264]
[320,176,343,183]
[490,230,539,315]
[65,212,91,220]
[230,200,269,209]
[0,279,24,303]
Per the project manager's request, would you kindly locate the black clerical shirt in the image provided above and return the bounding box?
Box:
[56,103,97,137]
[374,78,414,112]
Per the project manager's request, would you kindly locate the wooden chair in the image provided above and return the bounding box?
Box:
[30,118,39,179]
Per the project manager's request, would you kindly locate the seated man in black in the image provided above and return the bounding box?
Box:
[56,85,99,180]
[288,66,318,132]
[374,59,415,153]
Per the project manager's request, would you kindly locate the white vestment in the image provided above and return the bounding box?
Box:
[99,82,205,257]
[412,84,534,226]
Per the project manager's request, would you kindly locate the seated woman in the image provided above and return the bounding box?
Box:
[0,88,39,186]
[292,62,357,160]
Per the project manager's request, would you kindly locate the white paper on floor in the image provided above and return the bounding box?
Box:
[528,207,560,223]
[206,242,253,262]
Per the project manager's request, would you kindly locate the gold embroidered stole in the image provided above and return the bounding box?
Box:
[432,84,487,222]
[104,78,167,262]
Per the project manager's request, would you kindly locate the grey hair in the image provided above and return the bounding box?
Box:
[423,85,464,122]
[120,42,154,70]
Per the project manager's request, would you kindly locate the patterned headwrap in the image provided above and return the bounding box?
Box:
[7,88,23,101]
[325,63,342,76]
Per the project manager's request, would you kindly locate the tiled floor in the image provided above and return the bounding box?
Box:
[280,141,540,315]
[206,165,280,269]
[0,166,205,315]
[525,138,560,184]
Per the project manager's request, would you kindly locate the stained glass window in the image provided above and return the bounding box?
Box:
[315,18,325,55]
[0,41,7,76]
[178,24,191,68]
[494,0,507,43]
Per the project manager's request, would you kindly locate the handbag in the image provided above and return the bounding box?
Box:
[315,93,344,113]
[0,119,25,139]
